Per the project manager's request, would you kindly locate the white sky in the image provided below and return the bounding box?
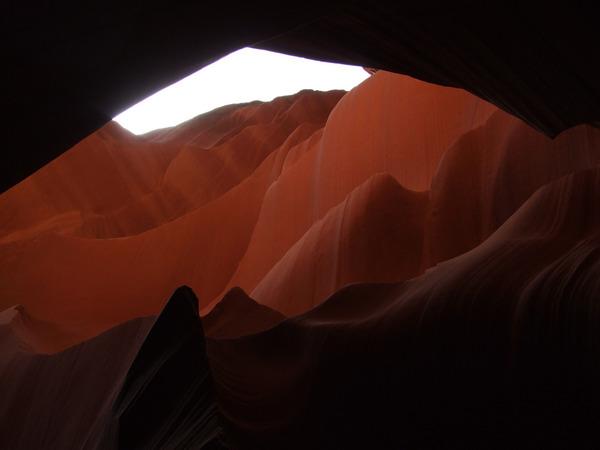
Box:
[114,47,370,135]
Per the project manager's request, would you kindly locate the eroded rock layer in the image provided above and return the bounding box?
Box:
[3,70,600,448]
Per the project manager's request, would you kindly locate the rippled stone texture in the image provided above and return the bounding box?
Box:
[3,70,600,448]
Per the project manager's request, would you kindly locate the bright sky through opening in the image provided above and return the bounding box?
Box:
[114,48,371,135]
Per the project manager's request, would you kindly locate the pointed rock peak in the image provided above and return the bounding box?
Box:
[103,286,226,449]
[203,287,285,339]
[212,286,258,312]
[0,305,19,325]
[161,284,200,319]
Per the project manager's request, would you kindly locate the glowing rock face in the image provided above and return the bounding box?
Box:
[2,71,600,352]
[0,90,343,350]
[3,70,600,448]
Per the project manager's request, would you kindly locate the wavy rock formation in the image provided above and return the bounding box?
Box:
[0,91,342,241]
[214,71,496,308]
[3,68,600,448]
[209,167,600,449]
[251,173,428,315]
[0,90,343,351]
[0,287,225,450]
[202,287,285,339]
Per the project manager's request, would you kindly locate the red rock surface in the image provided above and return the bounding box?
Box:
[2,71,600,353]
[0,90,343,350]
[251,173,428,316]
[3,69,600,448]
[208,166,600,448]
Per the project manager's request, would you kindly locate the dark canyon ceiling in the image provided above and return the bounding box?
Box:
[3,3,600,449]
[3,2,599,191]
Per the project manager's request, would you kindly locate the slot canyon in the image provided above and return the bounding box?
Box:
[3,3,600,449]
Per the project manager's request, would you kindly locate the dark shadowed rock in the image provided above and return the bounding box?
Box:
[0,287,225,450]
[202,287,285,339]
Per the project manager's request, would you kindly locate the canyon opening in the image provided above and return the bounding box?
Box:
[3,4,600,449]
